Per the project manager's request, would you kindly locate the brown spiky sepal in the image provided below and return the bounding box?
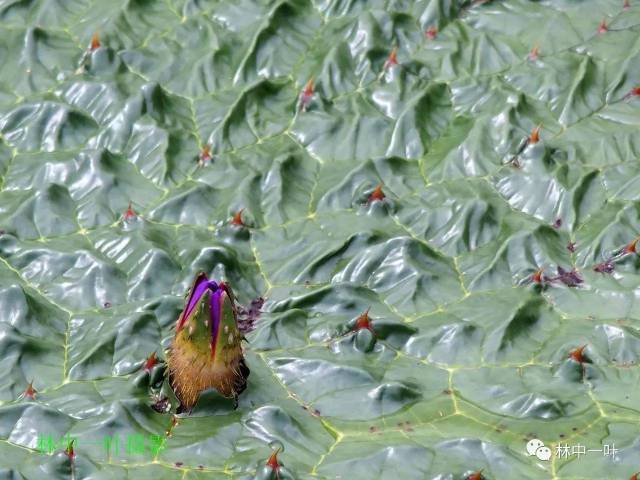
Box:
[168,337,249,410]
[167,274,250,411]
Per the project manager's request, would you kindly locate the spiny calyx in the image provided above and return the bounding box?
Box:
[167,272,249,411]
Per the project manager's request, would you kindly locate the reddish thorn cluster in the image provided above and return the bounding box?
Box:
[552,218,562,229]
[353,308,375,334]
[23,380,36,400]
[266,448,282,477]
[384,47,398,70]
[231,208,245,226]
[586,234,640,275]
[425,26,438,40]
[467,470,484,480]
[528,45,539,61]
[569,345,588,364]
[90,32,101,51]
[624,0,631,10]
[529,125,541,144]
[598,19,608,34]
[630,472,639,480]
[567,242,576,253]
[199,144,212,164]
[554,266,583,287]
[144,352,158,372]
[367,184,385,204]
[65,439,76,462]
[123,202,136,221]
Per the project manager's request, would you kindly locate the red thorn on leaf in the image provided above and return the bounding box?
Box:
[90,32,101,51]
[367,184,385,204]
[630,472,639,480]
[425,26,438,40]
[624,236,640,254]
[199,144,212,164]
[552,218,562,229]
[144,352,158,372]
[467,470,484,480]
[598,19,608,34]
[384,47,398,70]
[353,308,375,334]
[23,380,36,400]
[65,439,76,462]
[624,0,631,10]
[628,87,640,98]
[299,78,315,111]
[528,45,539,61]
[529,124,541,144]
[266,448,282,477]
[303,78,314,97]
[567,242,576,253]
[569,345,588,364]
[532,269,544,284]
[123,202,136,221]
[231,208,245,226]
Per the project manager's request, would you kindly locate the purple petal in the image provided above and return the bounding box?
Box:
[177,273,218,330]
[185,280,217,319]
[209,287,224,356]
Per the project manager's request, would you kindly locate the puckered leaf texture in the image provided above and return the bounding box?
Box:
[1,0,640,479]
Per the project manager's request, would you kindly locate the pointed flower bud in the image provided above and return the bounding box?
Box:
[167,273,250,410]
